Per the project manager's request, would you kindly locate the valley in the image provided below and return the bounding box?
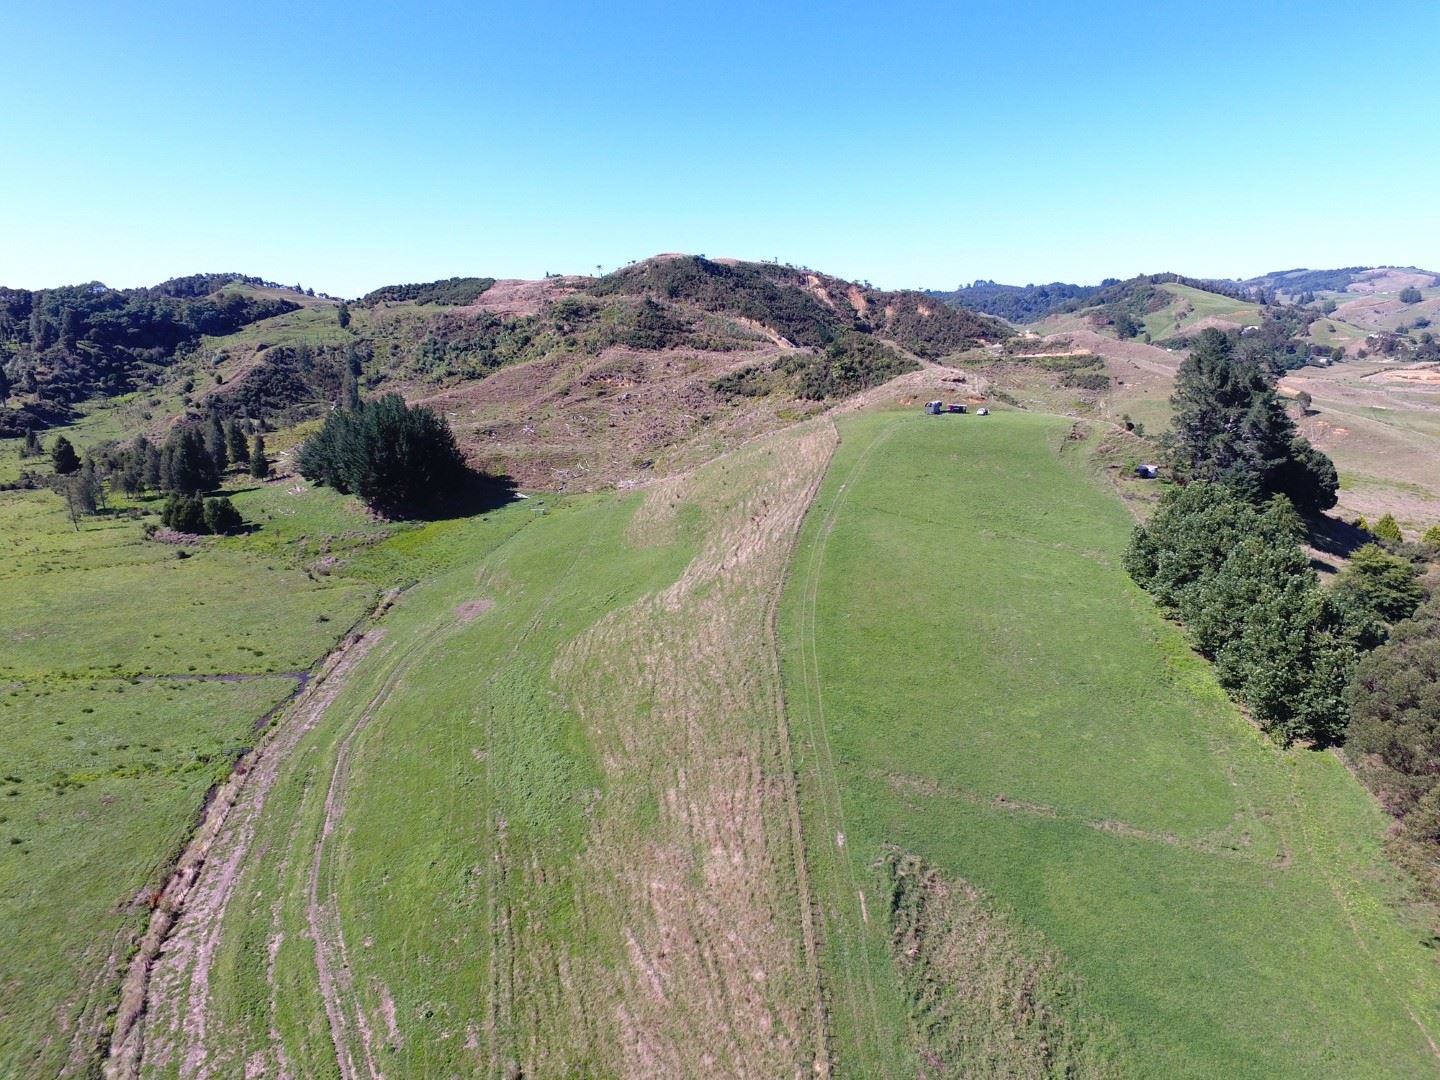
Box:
[2,260,1440,1078]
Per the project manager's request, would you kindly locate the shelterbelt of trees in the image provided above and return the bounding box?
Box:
[1124,328,1440,898]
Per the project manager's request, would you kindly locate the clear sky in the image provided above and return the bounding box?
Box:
[2,1,1435,297]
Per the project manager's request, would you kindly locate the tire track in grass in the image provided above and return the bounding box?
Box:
[789,417,896,1062]
[479,531,598,1077]
[105,621,389,1080]
[763,421,841,1078]
[1280,763,1440,1063]
[306,510,573,1079]
[307,626,440,1080]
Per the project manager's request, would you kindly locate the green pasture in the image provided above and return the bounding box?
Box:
[0,477,376,1076]
[781,409,1440,1077]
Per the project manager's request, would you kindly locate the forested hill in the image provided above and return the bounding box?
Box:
[0,256,1013,441]
[0,274,313,432]
[931,273,1261,325]
[928,280,1108,323]
[594,256,1012,355]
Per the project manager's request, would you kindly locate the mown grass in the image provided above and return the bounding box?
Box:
[0,477,377,1076]
[782,409,1440,1077]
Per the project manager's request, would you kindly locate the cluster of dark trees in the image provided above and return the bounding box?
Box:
[928,280,1110,323]
[158,493,243,535]
[358,277,496,307]
[1126,327,1435,753]
[1167,330,1337,510]
[38,415,272,530]
[1127,487,1377,741]
[297,394,468,516]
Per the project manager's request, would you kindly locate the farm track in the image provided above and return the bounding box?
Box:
[104,618,390,1080]
[788,420,897,1058]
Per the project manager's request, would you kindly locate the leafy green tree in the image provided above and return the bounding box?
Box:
[0,363,10,405]
[1348,602,1440,851]
[250,435,270,479]
[1399,286,1423,304]
[1333,544,1424,625]
[1372,513,1404,543]
[226,420,250,465]
[1424,524,1440,548]
[203,496,243,535]
[337,301,351,329]
[297,394,468,515]
[161,426,219,494]
[1294,390,1312,414]
[22,428,41,458]
[50,435,80,475]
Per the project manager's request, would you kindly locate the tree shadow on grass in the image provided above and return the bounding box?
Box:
[404,470,522,522]
[1305,512,1371,564]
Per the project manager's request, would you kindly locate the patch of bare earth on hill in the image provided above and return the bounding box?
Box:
[105,626,387,1080]
[455,276,588,317]
[508,422,838,1077]
[414,343,822,491]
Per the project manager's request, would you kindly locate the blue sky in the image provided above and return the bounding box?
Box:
[1,1,1435,296]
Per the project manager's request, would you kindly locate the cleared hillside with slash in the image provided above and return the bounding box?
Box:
[782,410,1440,1077]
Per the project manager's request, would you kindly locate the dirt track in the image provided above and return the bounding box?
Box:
[104,626,387,1080]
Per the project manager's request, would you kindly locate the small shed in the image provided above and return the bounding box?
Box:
[924,400,944,414]
[1135,463,1159,479]
[948,403,967,414]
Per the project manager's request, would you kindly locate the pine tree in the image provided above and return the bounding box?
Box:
[205,414,228,472]
[163,426,219,494]
[120,435,149,495]
[0,363,10,405]
[143,441,163,490]
[226,419,250,465]
[250,435,270,480]
[1334,544,1424,624]
[22,428,41,458]
[337,301,351,329]
[203,496,243,535]
[1169,329,1336,511]
[51,435,80,475]
[1373,513,1404,543]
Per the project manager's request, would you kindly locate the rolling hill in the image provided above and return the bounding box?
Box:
[3,255,1440,1078]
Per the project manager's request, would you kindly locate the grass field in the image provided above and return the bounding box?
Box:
[0,481,376,1076]
[781,410,1440,1077]
[1143,283,1264,340]
[119,421,838,1078]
